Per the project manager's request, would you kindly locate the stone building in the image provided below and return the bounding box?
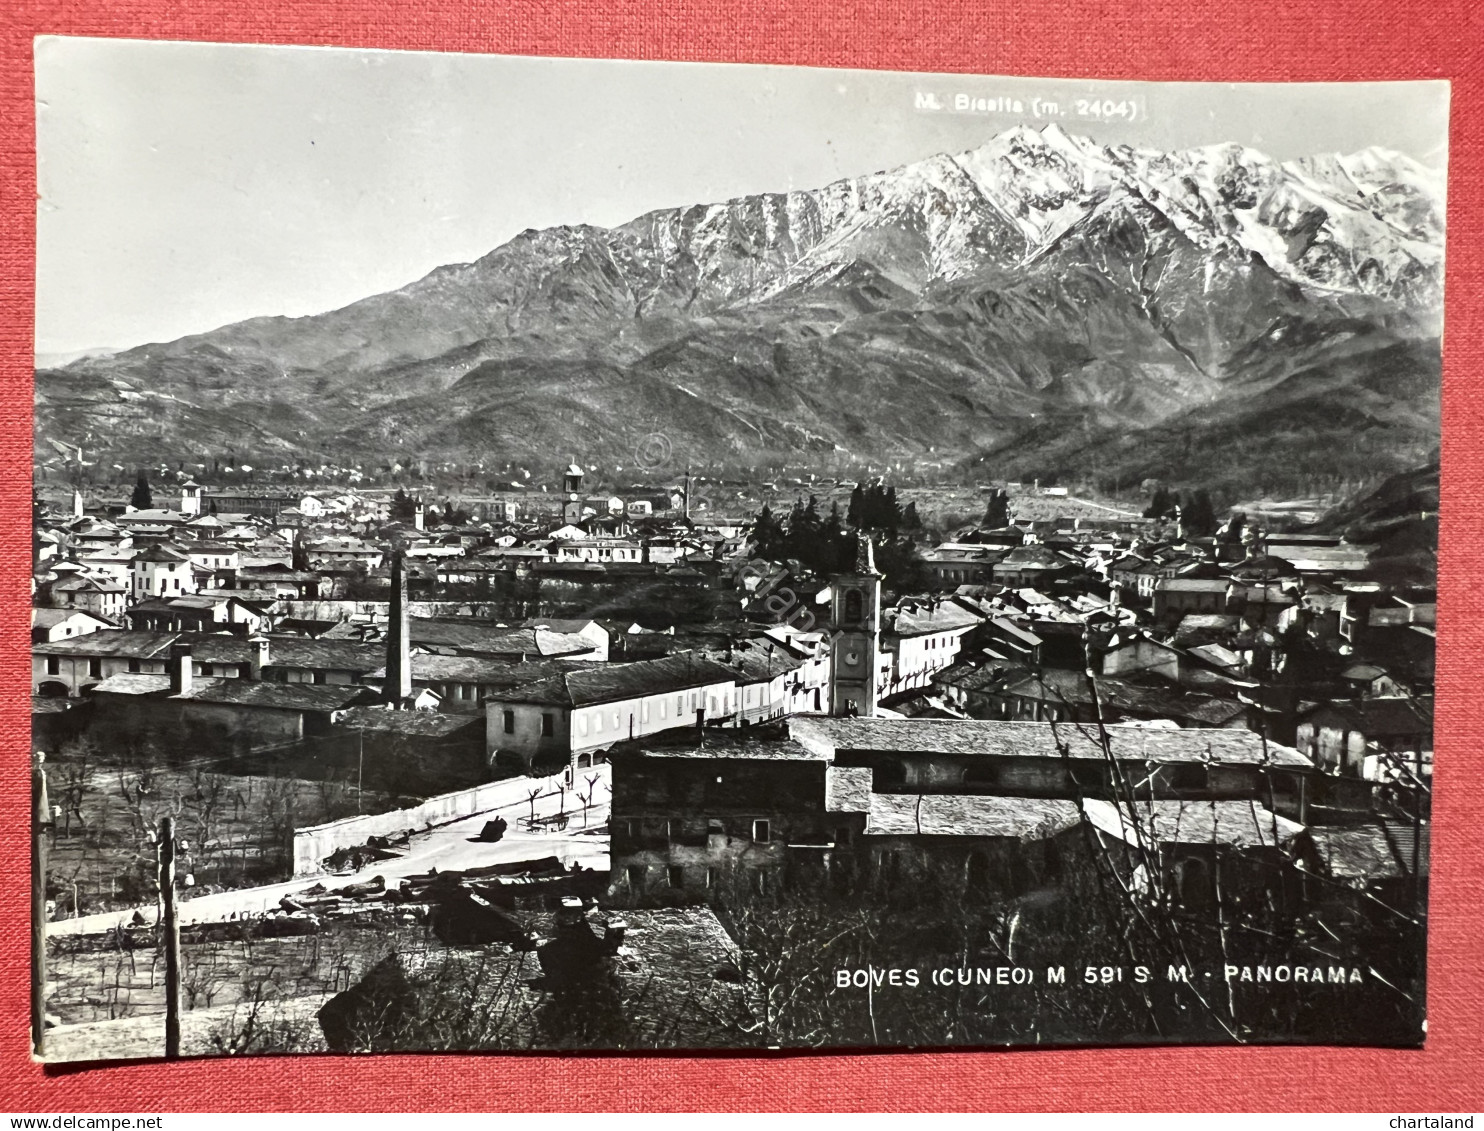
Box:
[608,716,1318,902]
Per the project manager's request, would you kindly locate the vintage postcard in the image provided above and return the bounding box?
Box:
[30,39,1445,1061]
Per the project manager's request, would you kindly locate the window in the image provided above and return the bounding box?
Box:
[46,657,60,676]
[88,658,102,679]
[641,701,650,723]
[667,865,685,888]
[593,712,603,733]
[1176,858,1213,905]
[128,659,141,674]
[660,700,668,719]
[876,760,907,789]
[844,588,863,624]
[201,664,214,677]
[576,714,588,737]
[705,867,717,889]
[313,671,327,686]
[626,864,647,890]
[1168,764,1207,791]
[541,713,555,738]
[752,819,771,844]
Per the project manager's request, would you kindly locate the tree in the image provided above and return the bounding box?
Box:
[983,489,1010,529]
[851,482,904,532]
[872,535,929,593]
[390,488,417,524]
[130,472,153,511]
[750,505,782,561]
[1185,489,1217,537]
[1142,486,1170,520]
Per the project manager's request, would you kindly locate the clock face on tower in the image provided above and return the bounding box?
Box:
[844,649,861,668]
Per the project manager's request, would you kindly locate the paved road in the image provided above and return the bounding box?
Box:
[50,769,611,937]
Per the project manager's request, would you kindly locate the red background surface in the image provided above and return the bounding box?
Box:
[0,0,1480,1112]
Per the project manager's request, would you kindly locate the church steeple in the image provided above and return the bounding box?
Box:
[828,533,882,717]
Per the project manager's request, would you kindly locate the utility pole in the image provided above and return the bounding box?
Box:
[157,815,181,1059]
[32,755,51,1059]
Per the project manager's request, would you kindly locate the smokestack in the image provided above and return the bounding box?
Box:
[169,643,193,695]
[249,634,270,681]
[384,551,412,706]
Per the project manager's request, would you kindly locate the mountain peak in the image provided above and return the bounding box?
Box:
[35,125,1441,489]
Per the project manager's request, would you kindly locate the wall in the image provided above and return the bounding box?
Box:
[89,694,310,754]
[279,668,358,686]
[1154,586,1227,619]
[891,629,971,694]
[570,679,735,755]
[485,700,572,772]
[486,676,739,773]
[609,754,836,894]
[1102,638,1181,681]
[1296,715,1367,774]
[33,653,167,696]
[182,701,306,745]
[291,767,580,875]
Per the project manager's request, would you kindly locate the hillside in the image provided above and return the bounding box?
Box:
[35,124,1443,487]
[1310,463,1439,585]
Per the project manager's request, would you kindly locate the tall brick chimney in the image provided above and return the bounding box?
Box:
[384,551,412,706]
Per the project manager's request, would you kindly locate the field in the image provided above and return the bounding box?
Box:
[41,747,402,921]
[47,915,429,1030]
[737,481,1141,535]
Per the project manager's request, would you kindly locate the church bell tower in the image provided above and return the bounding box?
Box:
[829,534,882,717]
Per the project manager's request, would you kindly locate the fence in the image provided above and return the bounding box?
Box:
[291,768,581,876]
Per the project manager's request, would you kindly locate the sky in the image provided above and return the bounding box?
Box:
[34,37,1450,357]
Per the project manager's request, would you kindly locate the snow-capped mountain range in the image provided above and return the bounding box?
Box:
[36,124,1444,495]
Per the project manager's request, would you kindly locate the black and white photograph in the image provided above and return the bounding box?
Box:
[30,38,1445,1062]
